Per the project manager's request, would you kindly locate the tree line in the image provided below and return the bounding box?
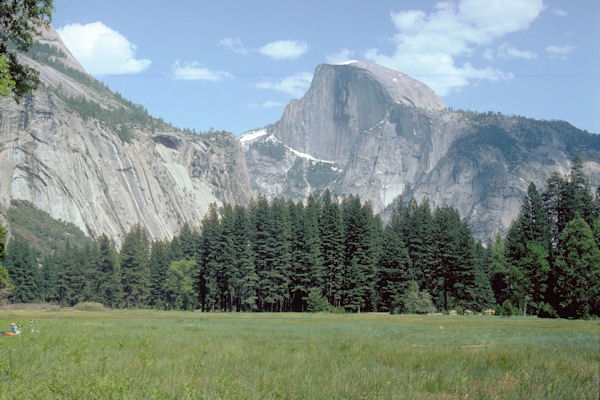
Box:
[1,157,598,318]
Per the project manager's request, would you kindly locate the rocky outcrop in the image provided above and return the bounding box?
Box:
[242,61,600,241]
[0,26,252,242]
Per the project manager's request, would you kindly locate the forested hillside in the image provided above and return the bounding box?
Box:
[1,158,598,318]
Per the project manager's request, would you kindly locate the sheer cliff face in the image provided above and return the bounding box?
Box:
[242,61,600,240]
[0,27,251,241]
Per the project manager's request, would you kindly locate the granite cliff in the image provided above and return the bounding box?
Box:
[242,60,600,240]
[0,27,252,242]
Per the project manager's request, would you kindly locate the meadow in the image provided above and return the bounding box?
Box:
[0,310,598,399]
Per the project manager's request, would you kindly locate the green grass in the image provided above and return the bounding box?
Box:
[0,311,598,399]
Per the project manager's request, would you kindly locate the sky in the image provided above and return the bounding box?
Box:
[51,0,600,135]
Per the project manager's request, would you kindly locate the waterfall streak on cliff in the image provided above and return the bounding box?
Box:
[100,128,155,240]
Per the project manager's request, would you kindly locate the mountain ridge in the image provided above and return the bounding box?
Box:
[242,61,600,240]
[0,25,252,242]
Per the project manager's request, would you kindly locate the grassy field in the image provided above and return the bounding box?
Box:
[0,310,598,399]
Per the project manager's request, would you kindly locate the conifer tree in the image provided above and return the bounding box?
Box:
[54,243,87,306]
[288,200,312,311]
[342,195,377,312]
[0,225,11,300]
[5,238,39,303]
[120,224,151,307]
[552,214,600,318]
[198,204,221,311]
[505,183,552,314]
[376,223,412,312]
[265,197,292,311]
[319,190,344,307]
[249,195,272,311]
[148,240,171,307]
[94,234,122,307]
[231,204,257,311]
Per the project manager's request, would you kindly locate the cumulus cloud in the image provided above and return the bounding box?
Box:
[248,100,285,109]
[326,48,355,64]
[57,21,151,75]
[172,60,232,81]
[259,40,308,60]
[546,45,575,59]
[255,72,313,97]
[364,0,544,95]
[218,37,249,55]
[497,43,538,60]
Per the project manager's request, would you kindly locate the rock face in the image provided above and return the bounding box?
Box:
[0,26,252,242]
[242,60,600,240]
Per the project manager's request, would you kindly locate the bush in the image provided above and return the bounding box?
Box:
[73,302,108,311]
[455,305,463,315]
[500,300,518,317]
[306,288,330,312]
[395,281,436,314]
[538,302,559,319]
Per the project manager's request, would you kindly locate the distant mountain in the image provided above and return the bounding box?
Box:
[241,60,600,240]
[0,26,252,242]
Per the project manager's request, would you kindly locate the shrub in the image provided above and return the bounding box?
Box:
[306,288,330,312]
[455,305,463,315]
[538,302,559,319]
[73,302,108,311]
[501,300,518,317]
[395,281,436,314]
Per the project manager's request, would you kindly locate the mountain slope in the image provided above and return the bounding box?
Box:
[0,26,252,241]
[242,61,600,240]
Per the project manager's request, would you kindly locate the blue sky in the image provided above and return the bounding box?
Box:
[52,0,599,134]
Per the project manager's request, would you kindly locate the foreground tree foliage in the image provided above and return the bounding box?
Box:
[0,0,54,101]
[2,157,598,318]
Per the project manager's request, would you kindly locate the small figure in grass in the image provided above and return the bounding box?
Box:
[10,323,21,335]
[4,322,21,336]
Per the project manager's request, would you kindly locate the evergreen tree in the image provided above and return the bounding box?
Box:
[217,204,237,311]
[0,225,11,300]
[472,242,494,310]
[505,183,552,314]
[288,200,313,311]
[148,240,171,307]
[164,259,196,310]
[120,224,151,307]
[197,204,221,311]
[400,198,436,291]
[489,233,509,305]
[5,238,39,303]
[319,190,344,307]
[342,195,377,312]
[265,197,292,311]
[562,156,597,228]
[376,223,412,312]
[230,205,257,311]
[94,235,121,307]
[305,194,324,292]
[552,215,600,318]
[39,255,57,302]
[54,243,87,306]
[432,205,477,310]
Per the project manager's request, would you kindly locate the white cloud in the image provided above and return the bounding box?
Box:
[172,60,232,81]
[497,43,538,60]
[483,48,495,61]
[57,21,150,75]
[546,45,575,59]
[326,48,355,64]
[553,8,568,17]
[259,40,308,60]
[364,0,544,95]
[218,37,249,55]
[256,72,313,97]
[248,100,285,109]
